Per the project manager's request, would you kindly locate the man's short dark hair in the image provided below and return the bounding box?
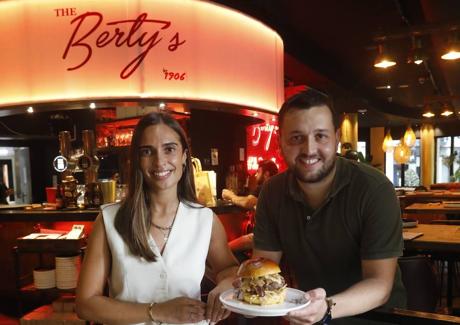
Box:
[278,88,339,130]
[258,160,278,177]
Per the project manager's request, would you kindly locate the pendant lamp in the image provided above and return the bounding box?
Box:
[403,125,416,147]
[394,141,411,164]
[382,130,394,152]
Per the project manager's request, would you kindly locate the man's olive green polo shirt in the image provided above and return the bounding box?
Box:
[254,157,406,312]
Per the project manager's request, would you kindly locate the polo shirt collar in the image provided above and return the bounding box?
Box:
[287,156,352,203]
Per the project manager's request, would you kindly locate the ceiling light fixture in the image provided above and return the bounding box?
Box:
[441,103,454,116]
[403,125,416,147]
[89,102,96,109]
[422,103,435,118]
[408,37,428,65]
[394,140,411,164]
[382,129,394,153]
[27,106,34,113]
[374,44,396,68]
[441,32,460,60]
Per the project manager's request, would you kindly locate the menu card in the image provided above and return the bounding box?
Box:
[403,232,423,241]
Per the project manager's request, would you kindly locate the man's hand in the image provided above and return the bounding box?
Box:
[222,189,235,202]
[285,288,328,325]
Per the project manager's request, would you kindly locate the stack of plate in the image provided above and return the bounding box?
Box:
[55,255,80,289]
[33,268,56,289]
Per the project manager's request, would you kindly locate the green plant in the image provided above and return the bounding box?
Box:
[443,151,460,182]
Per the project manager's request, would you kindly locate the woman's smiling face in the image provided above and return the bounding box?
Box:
[138,124,187,193]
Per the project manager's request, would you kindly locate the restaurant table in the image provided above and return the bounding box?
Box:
[404,202,460,215]
[404,224,460,312]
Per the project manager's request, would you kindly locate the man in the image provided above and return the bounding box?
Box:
[222,160,278,261]
[253,89,405,324]
[222,159,278,210]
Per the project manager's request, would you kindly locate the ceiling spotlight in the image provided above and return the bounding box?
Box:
[374,44,396,68]
[441,33,460,60]
[408,37,428,65]
[422,111,435,118]
[376,85,391,90]
[422,104,435,118]
[27,106,34,113]
[441,103,454,116]
[441,110,453,117]
[89,102,96,109]
[159,102,166,109]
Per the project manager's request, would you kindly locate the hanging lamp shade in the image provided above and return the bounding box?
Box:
[394,141,411,164]
[403,125,416,147]
[441,33,460,60]
[374,44,397,68]
[382,130,394,152]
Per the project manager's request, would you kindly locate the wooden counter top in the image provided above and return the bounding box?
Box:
[0,200,247,222]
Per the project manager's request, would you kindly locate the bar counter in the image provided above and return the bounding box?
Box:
[0,201,250,307]
[0,199,245,222]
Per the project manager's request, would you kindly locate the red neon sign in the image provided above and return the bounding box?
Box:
[246,119,286,173]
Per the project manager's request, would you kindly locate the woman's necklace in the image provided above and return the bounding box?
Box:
[151,222,173,241]
[151,203,179,242]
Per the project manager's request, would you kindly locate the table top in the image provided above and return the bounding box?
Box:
[404,202,460,214]
[404,223,460,253]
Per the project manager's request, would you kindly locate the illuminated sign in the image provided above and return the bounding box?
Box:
[246,119,286,173]
[0,0,284,113]
[53,155,68,172]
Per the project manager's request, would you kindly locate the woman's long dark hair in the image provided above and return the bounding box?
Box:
[114,112,198,262]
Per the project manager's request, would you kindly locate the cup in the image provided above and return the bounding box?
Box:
[98,179,116,204]
[45,187,57,203]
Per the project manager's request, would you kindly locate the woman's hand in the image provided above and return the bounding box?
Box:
[153,297,206,324]
[206,279,232,323]
[285,288,328,325]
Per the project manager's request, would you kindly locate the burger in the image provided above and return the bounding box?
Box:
[235,257,286,305]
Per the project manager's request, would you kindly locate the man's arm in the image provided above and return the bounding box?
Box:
[252,248,282,264]
[222,189,257,210]
[287,257,398,324]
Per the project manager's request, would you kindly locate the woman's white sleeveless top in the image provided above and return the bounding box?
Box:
[102,202,213,325]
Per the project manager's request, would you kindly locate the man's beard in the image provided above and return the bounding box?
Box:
[292,154,336,183]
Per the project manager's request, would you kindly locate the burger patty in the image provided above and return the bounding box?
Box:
[241,273,286,297]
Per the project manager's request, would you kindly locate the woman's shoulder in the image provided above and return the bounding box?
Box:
[100,202,121,221]
[180,201,213,218]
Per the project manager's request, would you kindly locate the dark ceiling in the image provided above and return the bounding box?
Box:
[213,0,460,127]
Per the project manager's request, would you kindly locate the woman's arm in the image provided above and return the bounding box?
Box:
[77,215,206,325]
[205,214,240,322]
[76,215,152,324]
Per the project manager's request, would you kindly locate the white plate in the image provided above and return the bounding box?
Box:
[219,287,310,317]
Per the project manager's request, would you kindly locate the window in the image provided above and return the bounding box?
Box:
[385,139,420,187]
[436,136,460,183]
[436,137,452,183]
[357,141,366,159]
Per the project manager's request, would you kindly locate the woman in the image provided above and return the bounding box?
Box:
[76,112,238,324]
